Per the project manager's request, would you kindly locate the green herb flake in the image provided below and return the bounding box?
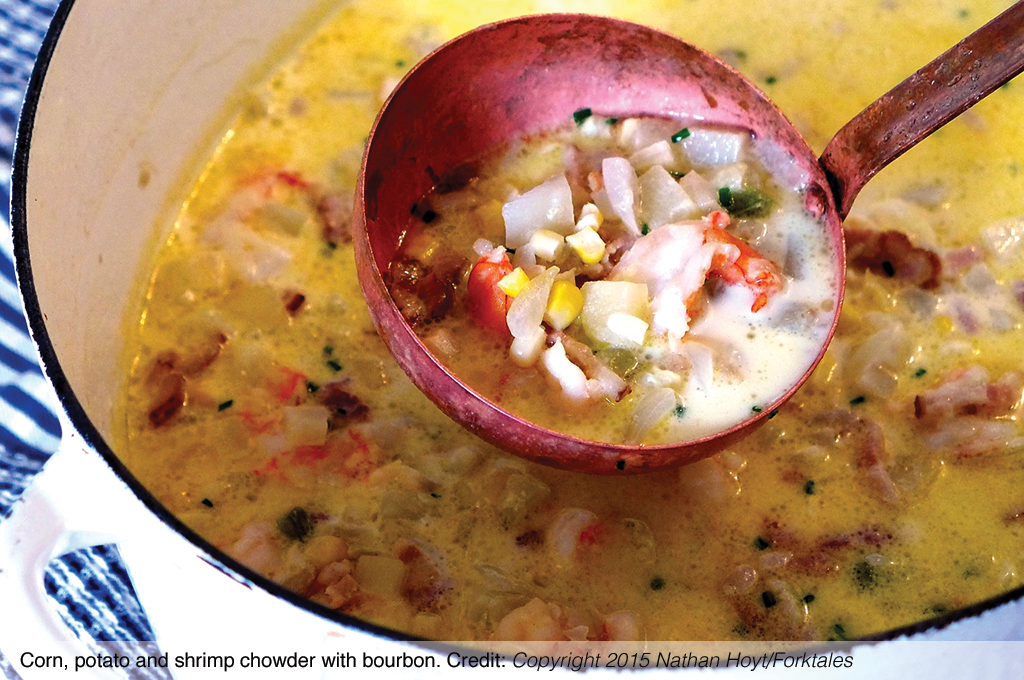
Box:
[803,593,816,604]
[641,223,651,235]
[849,395,866,406]
[606,117,619,125]
[668,170,686,179]
[278,507,314,542]
[829,623,849,641]
[323,345,334,355]
[674,404,686,418]
[395,60,406,67]
[671,128,691,143]
[914,368,928,378]
[761,591,777,608]
[327,360,343,372]
[217,400,234,411]
[306,381,320,394]
[719,186,775,218]
[751,405,763,413]
[765,75,778,85]
[201,498,214,508]
[753,536,770,551]
[768,409,779,419]
[573,108,593,126]
[650,577,666,591]
[804,479,816,495]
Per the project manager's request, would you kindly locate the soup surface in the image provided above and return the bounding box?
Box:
[120,0,1024,641]
[388,117,840,444]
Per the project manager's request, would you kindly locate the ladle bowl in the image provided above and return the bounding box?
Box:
[354,8,1024,474]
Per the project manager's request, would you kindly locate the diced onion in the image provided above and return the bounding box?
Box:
[630,387,677,438]
[602,157,641,234]
[506,267,558,338]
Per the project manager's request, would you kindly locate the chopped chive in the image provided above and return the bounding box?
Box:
[395,60,406,67]
[201,498,214,508]
[641,223,651,235]
[830,623,849,641]
[671,128,691,143]
[616,459,626,471]
[718,186,732,205]
[914,368,927,378]
[327,360,343,372]
[751,405,763,413]
[324,345,334,355]
[217,400,234,411]
[761,591,777,608]
[765,75,778,85]
[606,117,619,125]
[803,593,816,604]
[768,409,779,419]
[849,395,866,406]
[650,577,666,591]
[668,170,686,179]
[804,479,816,495]
[573,108,593,125]
[306,381,320,394]
[674,404,686,418]
[753,536,770,550]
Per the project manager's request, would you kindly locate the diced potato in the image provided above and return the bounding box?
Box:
[284,405,330,447]
[639,166,699,229]
[502,175,575,248]
[606,312,649,347]
[581,281,651,346]
[618,117,679,152]
[498,267,530,297]
[565,227,606,265]
[679,170,720,212]
[354,555,405,597]
[510,325,547,367]
[544,279,584,331]
[711,162,748,191]
[629,140,674,172]
[680,127,748,166]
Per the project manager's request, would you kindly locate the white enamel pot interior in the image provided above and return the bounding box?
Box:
[4,0,426,670]
[7,0,1024,672]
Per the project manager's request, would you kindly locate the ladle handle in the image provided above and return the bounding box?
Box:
[821,0,1024,219]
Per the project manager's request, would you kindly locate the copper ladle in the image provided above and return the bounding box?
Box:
[354,5,1024,474]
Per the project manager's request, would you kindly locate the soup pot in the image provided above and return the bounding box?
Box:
[1,0,1024,676]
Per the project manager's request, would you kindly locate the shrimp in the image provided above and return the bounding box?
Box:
[703,211,784,313]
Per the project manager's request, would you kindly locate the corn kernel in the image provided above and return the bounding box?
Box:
[529,229,565,261]
[576,203,604,232]
[544,279,584,331]
[935,315,954,334]
[566,227,606,265]
[497,267,530,297]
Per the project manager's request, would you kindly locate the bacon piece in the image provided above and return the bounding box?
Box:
[914,366,1023,422]
[846,228,942,289]
[317,192,353,246]
[145,332,228,427]
[318,380,370,427]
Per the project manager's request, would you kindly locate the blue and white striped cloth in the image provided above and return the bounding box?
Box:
[0,1,161,677]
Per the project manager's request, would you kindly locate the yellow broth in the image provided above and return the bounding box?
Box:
[120,0,1024,641]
